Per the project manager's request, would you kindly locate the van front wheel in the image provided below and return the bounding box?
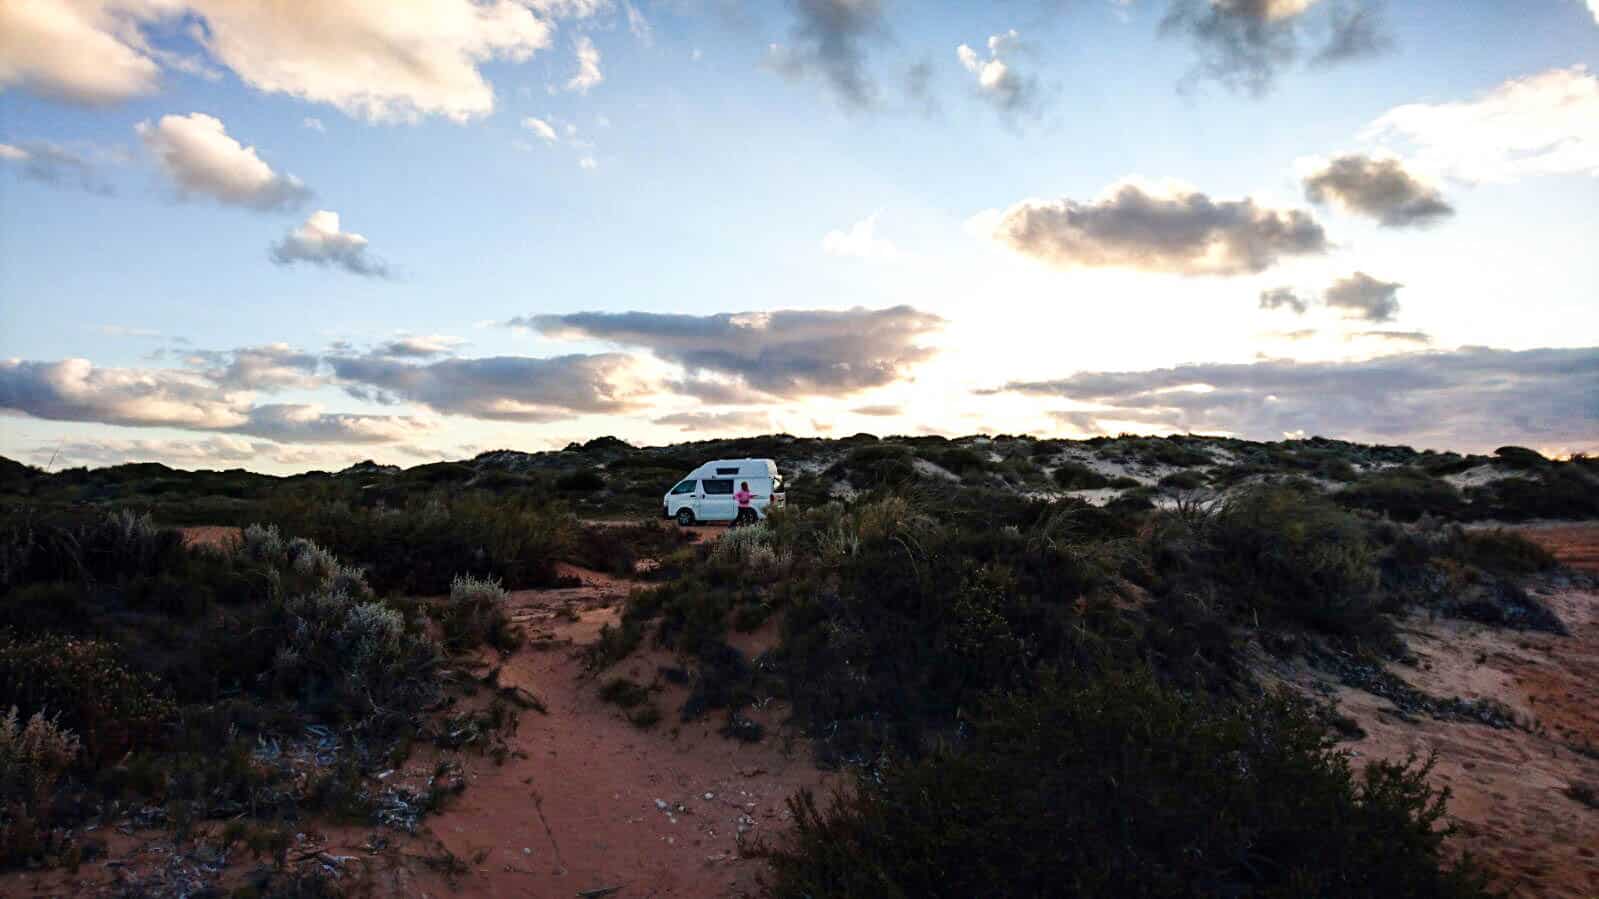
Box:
[675,508,696,527]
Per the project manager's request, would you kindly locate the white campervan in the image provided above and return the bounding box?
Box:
[663,458,786,525]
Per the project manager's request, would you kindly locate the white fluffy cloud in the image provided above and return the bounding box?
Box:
[566,35,603,93]
[956,29,1039,114]
[523,116,559,143]
[0,0,167,105]
[0,0,605,122]
[822,213,898,260]
[137,113,310,211]
[270,211,389,278]
[1364,65,1599,183]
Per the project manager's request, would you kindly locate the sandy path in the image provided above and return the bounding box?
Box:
[418,568,832,898]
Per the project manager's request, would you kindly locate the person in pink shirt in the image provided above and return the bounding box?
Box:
[734,481,757,525]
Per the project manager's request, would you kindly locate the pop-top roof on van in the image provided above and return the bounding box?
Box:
[690,458,777,478]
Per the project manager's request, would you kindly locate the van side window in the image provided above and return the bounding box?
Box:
[702,478,734,495]
[715,467,740,475]
[671,480,696,495]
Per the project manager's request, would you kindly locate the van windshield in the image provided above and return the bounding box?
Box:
[670,481,695,495]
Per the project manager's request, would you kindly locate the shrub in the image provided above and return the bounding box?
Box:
[436,574,520,653]
[274,586,440,730]
[712,524,790,580]
[0,634,173,762]
[1158,470,1207,491]
[0,707,82,866]
[556,469,606,493]
[1453,528,1556,576]
[599,677,650,709]
[1207,485,1383,637]
[1339,469,1465,522]
[1053,461,1112,490]
[1493,446,1547,469]
[760,673,1491,899]
[1467,467,1599,521]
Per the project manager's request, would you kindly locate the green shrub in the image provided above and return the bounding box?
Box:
[556,469,606,493]
[0,707,81,867]
[760,673,1491,899]
[1493,446,1547,469]
[1207,485,1383,637]
[1453,529,1556,575]
[1053,461,1112,490]
[1467,467,1599,520]
[1158,470,1207,491]
[436,574,520,653]
[1339,469,1465,522]
[0,634,174,762]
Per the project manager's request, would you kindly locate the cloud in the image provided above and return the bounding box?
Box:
[0,354,429,446]
[0,140,115,195]
[270,211,390,278]
[1311,0,1392,66]
[194,0,558,121]
[625,1,654,45]
[36,435,265,469]
[523,116,559,143]
[232,404,435,444]
[187,344,323,390]
[0,0,163,104]
[525,305,945,397]
[822,213,897,259]
[1259,286,1310,315]
[850,404,902,416]
[956,29,1041,115]
[1324,271,1401,322]
[566,35,603,93]
[1,1,604,122]
[766,0,886,110]
[992,345,1599,451]
[0,357,251,431]
[1300,153,1453,227]
[1586,0,1599,25]
[988,179,1328,276]
[1364,65,1599,183]
[326,352,646,421]
[1349,329,1430,344]
[375,335,467,358]
[137,113,310,211]
[653,410,773,432]
[1160,0,1390,96]
[666,378,774,405]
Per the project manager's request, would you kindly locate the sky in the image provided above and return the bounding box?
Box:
[1,0,1596,473]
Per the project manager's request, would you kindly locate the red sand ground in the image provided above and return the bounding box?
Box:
[1277,523,1599,899]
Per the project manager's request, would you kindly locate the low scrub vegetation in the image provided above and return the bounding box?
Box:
[760,673,1491,899]
[0,509,458,869]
